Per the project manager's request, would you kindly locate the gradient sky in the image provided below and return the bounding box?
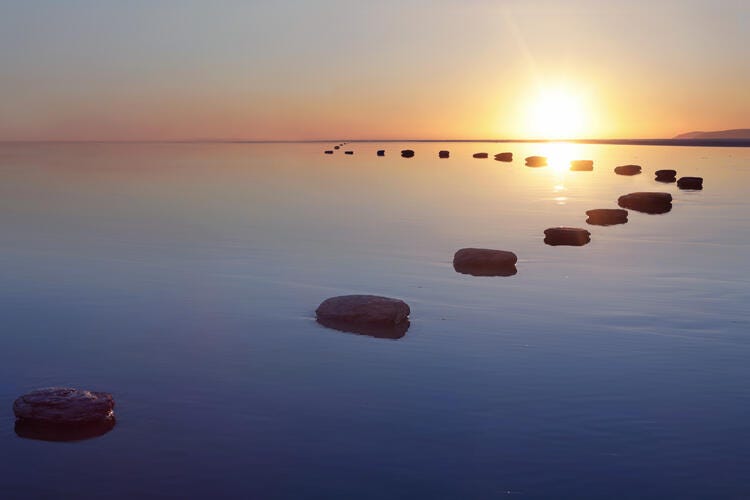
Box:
[1,0,748,141]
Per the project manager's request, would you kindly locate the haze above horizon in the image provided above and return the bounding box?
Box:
[1,1,748,142]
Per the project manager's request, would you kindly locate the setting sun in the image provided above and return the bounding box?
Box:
[524,86,590,140]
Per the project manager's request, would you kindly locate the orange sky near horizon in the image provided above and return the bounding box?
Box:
[1,1,748,141]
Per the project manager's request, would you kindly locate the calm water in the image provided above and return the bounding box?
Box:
[1,142,749,499]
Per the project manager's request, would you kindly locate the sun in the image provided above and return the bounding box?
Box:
[524,87,589,140]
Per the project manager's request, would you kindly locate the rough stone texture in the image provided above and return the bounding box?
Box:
[570,160,594,171]
[316,295,410,327]
[344,151,354,155]
[525,156,548,167]
[377,150,385,156]
[473,152,489,159]
[439,150,450,158]
[13,388,115,425]
[677,176,703,190]
[494,152,513,162]
[401,149,415,158]
[324,150,334,154]
[544,227,591,246]
[617,192,673,214]
[615,164,642,176]
[586,208,628,226]
[453,248,518,277]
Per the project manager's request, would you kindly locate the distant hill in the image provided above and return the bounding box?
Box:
[674,129,750,140]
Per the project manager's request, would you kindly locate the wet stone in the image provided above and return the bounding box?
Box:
[401,150,415,158]
[525,156,548,167]
[14,387,115,425]
[615,164,641,176]
[586,208,628,226]
[316,295,411,339]
[677,176,703,190]
[544,227,591,246]
[453,248,518,277]
[617,192,673,214]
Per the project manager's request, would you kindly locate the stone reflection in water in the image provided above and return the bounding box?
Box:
[586,208,628,226]
[315,295,411,340]
[617,192,673,214]
[316,317,410,340]
[15,418,116,442]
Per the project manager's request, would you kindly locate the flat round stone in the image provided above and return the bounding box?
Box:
[614,164,641,175]
[525,156,548,167]
[586,208,628,226]
[617,192,673,214]
[473,152,488,158]
[494,152,513,162]
[316,295,410,327]
[453,248,518,277]
[677,176,703,190]
[544,227,591,246]
[13,387,115,425]
[401,149,415,158]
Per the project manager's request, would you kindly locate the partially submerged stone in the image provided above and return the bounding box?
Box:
[494,152,513,162]
[401,149,415,158]
[473,152,489,159]
[677,176,703,190]
[439,150,450,158]
[316,295,410,339]
[525,156,548,167]
[615,164,641,176]
[586,208,628,226]
[570,160,594,171]
[617,192,672,214]
[544,227,591,246]
[453,248,518,277]
[377,150,385,156]
[14,387,115,425]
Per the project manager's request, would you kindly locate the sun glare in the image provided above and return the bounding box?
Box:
[524,87,589,140]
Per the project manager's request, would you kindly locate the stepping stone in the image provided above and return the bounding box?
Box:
[586,208,628,226]
[544,227,591,246]
[316,295,410,339]
[617,192,672,214]
[570,160,593,171]
[494,152,513,162]
[334,146,340,150]
[655,169,676,182]
[344,151,354,155]
[377,150,385,156]
[324,150,334,154]
[453,248,518,277]
[14,387,115,425]
[677,176,703,190]
[401,150,415,158]
[473,152,489,159]
[439,150,450,158]
[615,164,641,175]
[525,156,548,167]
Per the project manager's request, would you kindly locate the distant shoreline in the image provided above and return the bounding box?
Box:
[2,138,750,147]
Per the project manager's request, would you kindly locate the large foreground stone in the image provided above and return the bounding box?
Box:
[586,208,628,226]
[615,164,641,175]
[14,388,115,425]
[316,295,410,339]
[570,160,593,171]
[453,248,518,277]
[525,156,548,167]
[677,176,703,190]
[401,149,415,158]
[617,192,672,214]
[544,227,591,246]
[494,152,513,162]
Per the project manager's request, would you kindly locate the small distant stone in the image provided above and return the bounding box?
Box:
[494,152,513,162]
[544,227,591,246]
[377,150,385,156]
[525,156,548,167]
[453,248,518,277]
[473,152,489,159]
[401,149,415,158]
[334,146,340,150]
[677,176,703,190]
[325,150,334,154]
[586,208,628,226]
[439,150,450,158]
[570,160,593,171]
[615,164,641,175]
[617,192,672,214]
[344,151,354,155]
[14,387,115,425]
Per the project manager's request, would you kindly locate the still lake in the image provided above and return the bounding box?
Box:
[1,142,749,499]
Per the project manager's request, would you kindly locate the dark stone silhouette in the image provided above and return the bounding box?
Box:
[655,169,677,182]
[316,295,410,339]
[544,227,591,246]
[494,152,513,162]
[15,418,116,442]
[617,192,672,214]
[453,248,518,277]
[324,150,334,154]
[344,151,354,155]
[14,388,115,425]
[439,150,450,158]
[473,152,489,159]
[334,146,340,150]
[377,150,385,156]
[525,156,548,167]
[401,150,415,158]
[586,208,628,226]
[677,176,703,190]
[615,164,641,176]
[570,160,593,171]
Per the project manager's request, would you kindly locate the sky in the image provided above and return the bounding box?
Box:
[0,0,748,141]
